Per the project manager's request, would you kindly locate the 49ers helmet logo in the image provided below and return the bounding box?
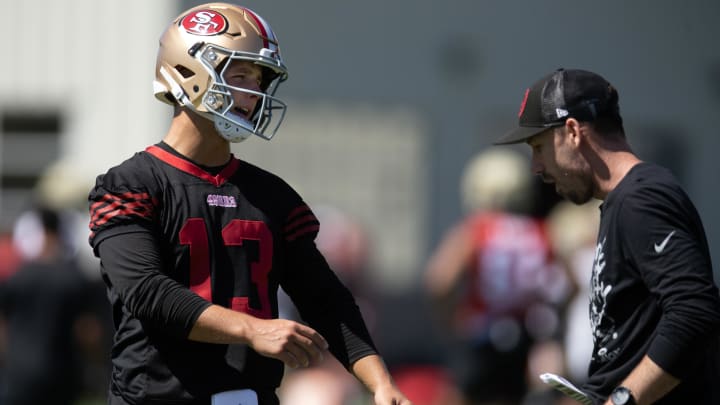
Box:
[180,10,228,36]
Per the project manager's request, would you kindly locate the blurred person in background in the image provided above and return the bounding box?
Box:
[0,232,22,282]
[87,3,410,404]
[495,68,720,405]
[33,159,115,402]
[424,148,569,405]
[546,200,601,386]
[0,206,100,405]
[390,364,465,405]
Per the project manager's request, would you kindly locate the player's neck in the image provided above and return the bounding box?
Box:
[163,110,232,167]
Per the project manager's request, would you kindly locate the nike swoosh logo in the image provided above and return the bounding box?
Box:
[654,230,676,253]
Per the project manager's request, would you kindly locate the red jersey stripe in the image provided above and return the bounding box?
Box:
[145,145,240,187]
[287,204,311,220]
[286,224,320,241]
[90,193,154,217]
[283,214,318,233]
[90,192,156,229]
[242,7,271,48]
[91,204,154,228]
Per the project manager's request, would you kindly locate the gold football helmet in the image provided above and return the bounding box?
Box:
[153,3,288,142]
[460,148,532,214]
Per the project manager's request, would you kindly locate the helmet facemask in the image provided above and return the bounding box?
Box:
[197,45,287,143]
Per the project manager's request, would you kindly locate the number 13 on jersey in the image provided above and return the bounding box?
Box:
[180,218,272,319]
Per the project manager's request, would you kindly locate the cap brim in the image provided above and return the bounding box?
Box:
[494,126,547,145]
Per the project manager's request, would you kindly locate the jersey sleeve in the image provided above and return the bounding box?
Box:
[88,157,159,251]
[279,202,377,369]
[618,183,720,379]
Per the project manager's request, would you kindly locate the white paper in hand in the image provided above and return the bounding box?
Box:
[539,372,593,405]
[211,389,258,405]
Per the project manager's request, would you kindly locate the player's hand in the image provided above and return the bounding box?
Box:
[246,318,328,368]
[372,382,414,405]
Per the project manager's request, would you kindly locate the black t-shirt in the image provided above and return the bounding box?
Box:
[88,142,376,404]
[582,162,720,404]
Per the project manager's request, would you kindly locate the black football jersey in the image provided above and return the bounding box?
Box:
[89,143,375,403]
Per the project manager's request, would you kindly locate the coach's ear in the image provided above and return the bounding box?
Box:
[564,118,583,147]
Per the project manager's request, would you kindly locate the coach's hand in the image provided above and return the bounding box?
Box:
[247,318,328,368]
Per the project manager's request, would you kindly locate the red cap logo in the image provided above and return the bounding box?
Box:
[517,88,530,118]
[181,10,228,36]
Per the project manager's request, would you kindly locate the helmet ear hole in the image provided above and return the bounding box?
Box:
[175,65,195,79]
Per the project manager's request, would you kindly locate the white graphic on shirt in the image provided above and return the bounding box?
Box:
[589,236,620,363]
[654,230,676,254]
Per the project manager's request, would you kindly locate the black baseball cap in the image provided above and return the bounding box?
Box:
[495,68,620,145]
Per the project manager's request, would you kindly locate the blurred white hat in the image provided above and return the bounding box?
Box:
[460,148,532,214]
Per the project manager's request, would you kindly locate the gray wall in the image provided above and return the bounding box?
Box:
[193,0,720,278]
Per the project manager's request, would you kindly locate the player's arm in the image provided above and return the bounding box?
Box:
[189,304,327,368]
[350,354,413,405]
[283,260,412,403]
[281,242,412,403]
[98,230,328,368]
[89,163,213,337]
[278,202,411,403]
[423,221,473,300]
[279,203,377,365]
[422,222,474,326]
[96,230,211,337]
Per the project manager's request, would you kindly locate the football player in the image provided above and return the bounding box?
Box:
[88,3,411,404]
[424,149,566,405]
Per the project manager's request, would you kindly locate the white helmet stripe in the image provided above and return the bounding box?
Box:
[242,7,278,50]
